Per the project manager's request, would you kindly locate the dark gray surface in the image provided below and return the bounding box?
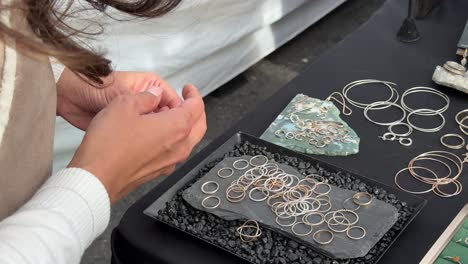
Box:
[182,156,398,259]
[80,1,386,263]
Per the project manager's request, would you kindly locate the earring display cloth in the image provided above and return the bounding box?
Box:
[260,94,360,156]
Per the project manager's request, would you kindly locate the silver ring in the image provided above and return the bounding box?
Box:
[291,221,313,236]
[441,134,465,149]
[312,182,331,195]
[364,101,407,126]
[328,216,351,233]
[249,155,269,167]
[342,79,399,109]
[313,230,334,245]
[399,137,413,147]
[388,122,413,137]
[248,187,269,202]
[407,109,445,132]
[333,209,359,226]
[342,197,360,211]
[217,167,234,178]
[303,212,325,226]
[353,192,373,206]
[347,226,366,240]
[401,87,450,115]
[201,196,221,209]
[459,116,468,135]
[275,215,297,227]
[201,181,219,194]
[233,159,249,170]
[455,109,468,129]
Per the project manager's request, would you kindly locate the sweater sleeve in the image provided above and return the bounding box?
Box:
[0,168,111,264]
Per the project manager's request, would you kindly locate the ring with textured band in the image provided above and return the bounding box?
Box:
[202,196,221,209]
[233,159,250,170]
[217,167,234,178]
[249,155,269,167]
[201,181,219,194]
[353,192,373,206]
[347,226,366,240]
[313,229,334,245]
[291,221,314,236]
[440,134,465,150]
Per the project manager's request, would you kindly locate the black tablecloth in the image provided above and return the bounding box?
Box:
[112,1,468,263]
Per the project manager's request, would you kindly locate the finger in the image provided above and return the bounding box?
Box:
[179,84,205,124]
[156,106,170,113]
[133,87,163,114]
[153,77,182,108]
[188,111,207,148]
[160,84,182,109]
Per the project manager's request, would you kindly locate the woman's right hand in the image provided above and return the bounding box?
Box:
[68,84,207,203]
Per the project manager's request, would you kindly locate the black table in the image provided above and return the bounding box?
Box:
[111,1,468,263]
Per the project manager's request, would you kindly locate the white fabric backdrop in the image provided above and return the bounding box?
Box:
[53,0,346,172]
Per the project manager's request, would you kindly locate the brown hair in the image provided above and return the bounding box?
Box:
[0,0,181,84]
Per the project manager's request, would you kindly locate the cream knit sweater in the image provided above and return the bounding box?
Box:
[0,5,110,264]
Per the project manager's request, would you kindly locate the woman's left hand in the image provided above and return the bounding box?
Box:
[57,68,183,130]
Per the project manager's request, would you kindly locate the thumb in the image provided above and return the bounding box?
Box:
[133,86,163,114]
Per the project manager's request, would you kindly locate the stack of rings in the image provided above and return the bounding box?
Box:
[342,79,399,109]
[407,109,446,133]
[236,220,262,242]
[342,192,372,211]
[440,134,465,150]
[353,192,373,206]
[401,87,450,115]
[364,101,407,126]
[211,156,370,244]
[401,87,449,133]
[456,109,468,136]
[395,151,463,197]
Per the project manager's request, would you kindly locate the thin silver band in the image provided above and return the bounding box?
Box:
[440,134,465,150]
[364,101,406,126]
[201,181,219,194]
[233,159,250,170]
[202,196,221,209]
[401,87,450,115]
[217,167,234,178]
[407,109,445,132]
[347,226,366,240]
[313,229,334,245]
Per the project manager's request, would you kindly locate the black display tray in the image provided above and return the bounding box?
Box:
[144,132,427,264]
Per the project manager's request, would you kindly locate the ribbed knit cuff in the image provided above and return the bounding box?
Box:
[23,168,111,250]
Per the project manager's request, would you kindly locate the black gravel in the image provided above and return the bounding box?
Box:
[156,141,414,264]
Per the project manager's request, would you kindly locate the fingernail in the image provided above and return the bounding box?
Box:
[147,86,162,97]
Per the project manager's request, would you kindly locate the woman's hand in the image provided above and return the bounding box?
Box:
[68,84,206,203]
[57,69,182,130]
